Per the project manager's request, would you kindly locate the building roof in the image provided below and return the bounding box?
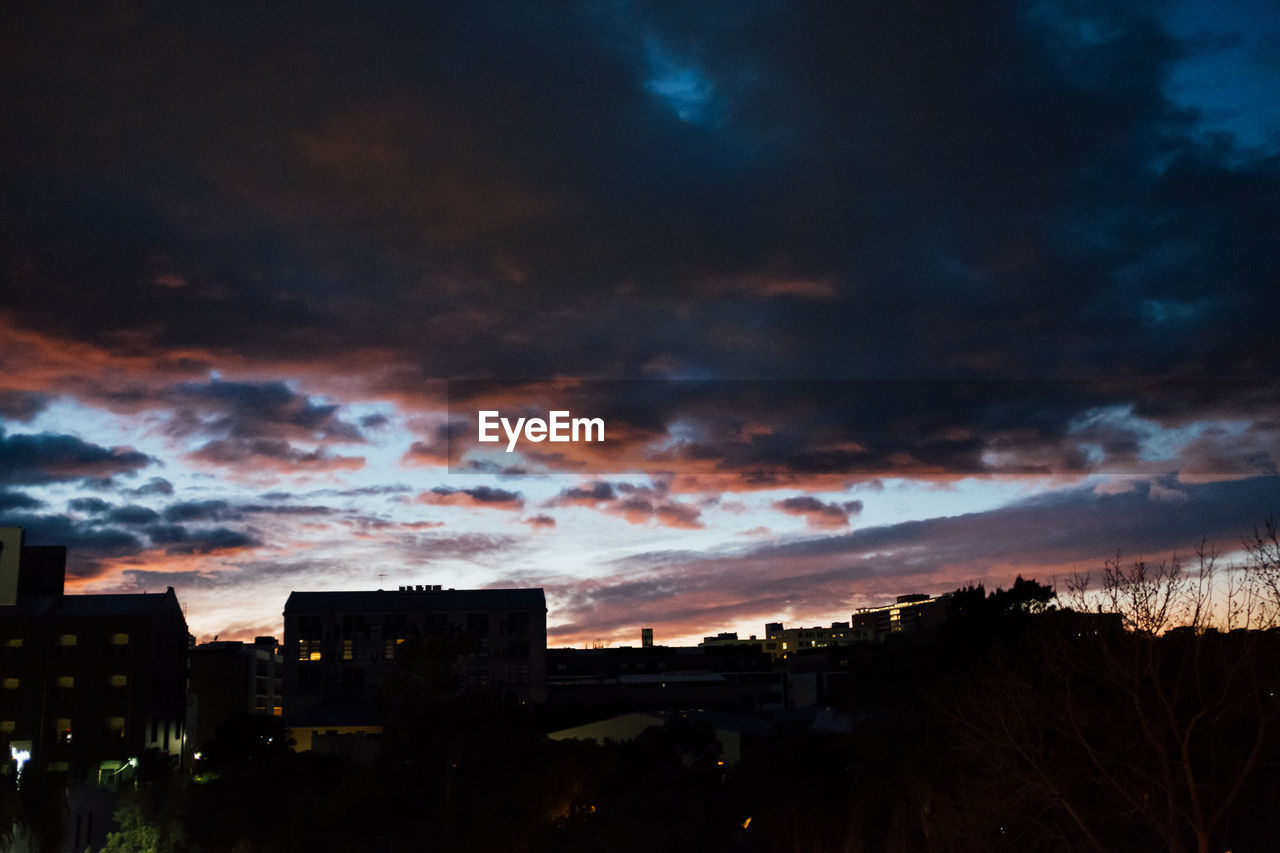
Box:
[283,587,545,614]
[2,587,183,620]
[54,589,182,617]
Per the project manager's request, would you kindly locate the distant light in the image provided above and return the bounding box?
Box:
[742,817,752,829]
[10,746,30,786]
[193,751,203,760]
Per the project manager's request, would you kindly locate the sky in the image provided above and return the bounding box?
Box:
[1,0,1277,647]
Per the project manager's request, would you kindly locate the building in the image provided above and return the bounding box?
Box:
[763,621,869,659]
[547,644,784,714]
[850,593,948,640]
[0,527,189,785]
[188,636,283,753]
[282,585,547,754]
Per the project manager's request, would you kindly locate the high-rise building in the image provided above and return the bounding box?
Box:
[0,527,189,782]
[281,585,546,755]
[188,636,284,752]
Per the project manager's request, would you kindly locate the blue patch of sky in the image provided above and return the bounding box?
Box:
[642,35,718,123]
[1161,0,1280,154]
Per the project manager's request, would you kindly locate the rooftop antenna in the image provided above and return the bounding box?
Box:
[377,572,387,590]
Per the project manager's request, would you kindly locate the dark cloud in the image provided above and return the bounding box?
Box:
[155,380,366,443]
[68,497,111,514]
[0,490,43,511]
[144,524,259,554]
[106,505,162,525]
[523,514,556,528]
[0,392,50,422]
[448,380,1280,485]
[161,500,239,523]
[774,496,864,529]
[416,486,524,511]
[238,504,335,516]
[122,478,175,497]
[189,437,364,472]
[0,1,1274,396]
[0,509,146,579]
[547,478,701,528]
[122,569,226,591]
[550,481,617,506]
[0,428,153,486]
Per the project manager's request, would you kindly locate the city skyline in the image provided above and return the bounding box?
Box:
[1,1,1278,647]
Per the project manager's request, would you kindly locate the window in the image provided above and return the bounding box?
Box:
[109,675,128,687]
[3,638,20,648]
[57,676,75,688]
[59,634,77,646]
[342,639,353,661]
[0,720,14,733]
[109,633,129,645]
[55,718,72,743]
[107,716,125,734]
[2,678,17,690]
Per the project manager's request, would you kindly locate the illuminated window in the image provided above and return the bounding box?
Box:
[342,639,353,661]
[57,676,74,688]
[107,717,125,732]
[108,633,129,645]
[0,720,13,732]
[2,678,17,689]
[59,634,77,646]
[3,638,20,648]
[109,675,128,687]
[308,651,321,662]
[55,718,72,742]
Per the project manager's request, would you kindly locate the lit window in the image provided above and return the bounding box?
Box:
[57,676,74,688]
[55,718,72,742]
[59,634,77,646]
[342,640,353,661]
[308,651,321,662]
[0,720,13,732]
[2,678,17,689]
[109,675,128,687]
[3,638,20,648]
[109,633,129,645]
[107,717,125,732]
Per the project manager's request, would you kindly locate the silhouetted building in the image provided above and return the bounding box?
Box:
[850,593,948,640]
[699,631,779,656]
[282,585,546,754]
[188,636,283,753]
[547,644,783,714]
[764,621,866,658]
[0,527,189,783]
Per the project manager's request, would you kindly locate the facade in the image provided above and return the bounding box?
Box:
[282,585,547,751]
[763,621,870,659]
[0,527,189,784]
[188,636,283,753]
[850,593,948,640]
